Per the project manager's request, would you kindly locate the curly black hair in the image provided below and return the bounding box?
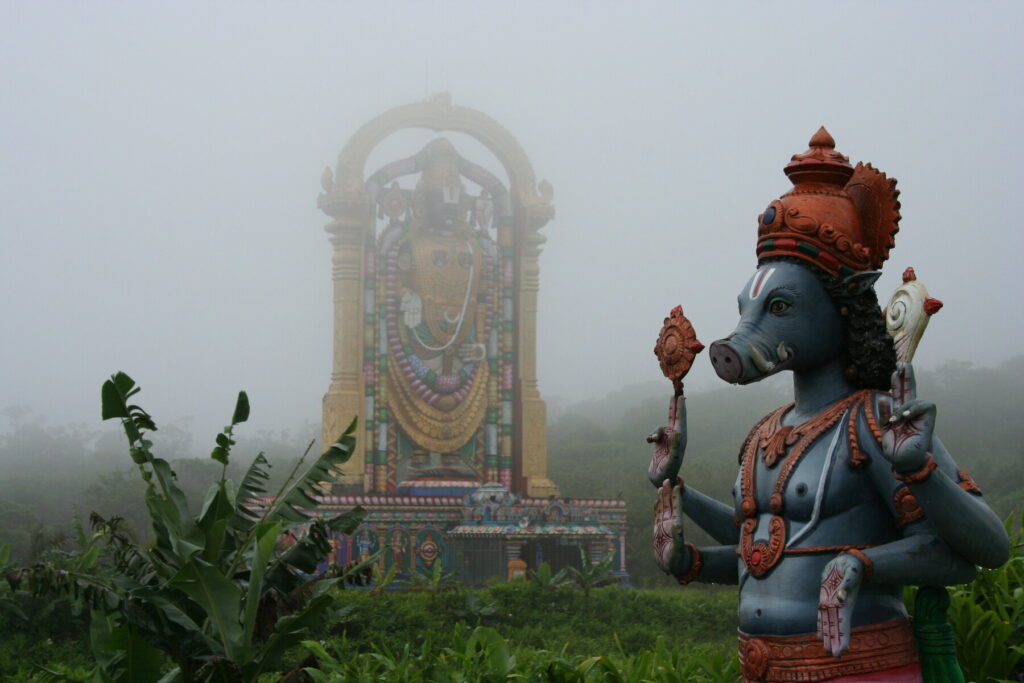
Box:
[767,257,896,390]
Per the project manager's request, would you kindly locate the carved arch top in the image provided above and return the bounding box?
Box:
[318,93,553,234]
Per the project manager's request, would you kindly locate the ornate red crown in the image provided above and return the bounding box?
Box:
[756,127,901,277]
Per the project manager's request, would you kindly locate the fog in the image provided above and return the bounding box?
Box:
[2,2,1022,444]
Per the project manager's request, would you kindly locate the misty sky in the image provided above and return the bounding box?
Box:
[2,2,1022,445]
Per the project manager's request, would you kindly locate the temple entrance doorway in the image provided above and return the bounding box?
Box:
[522,538,584,575]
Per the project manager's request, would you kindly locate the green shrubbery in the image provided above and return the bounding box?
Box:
[947,513,1024,682]
[0,581,741,681]
[315,583,738,660]
[301,624,739,682]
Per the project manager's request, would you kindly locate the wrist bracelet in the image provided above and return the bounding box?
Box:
[893,452,937,484]
[844,548,873,582]
[676,542,703,585]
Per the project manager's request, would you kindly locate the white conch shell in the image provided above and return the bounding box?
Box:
[885,267,942,363]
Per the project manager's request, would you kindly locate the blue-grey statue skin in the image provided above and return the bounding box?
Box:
[650,260,1010,657]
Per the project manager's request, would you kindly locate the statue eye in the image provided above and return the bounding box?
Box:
[768,297,792,315]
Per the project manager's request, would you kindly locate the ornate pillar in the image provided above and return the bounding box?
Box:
[319,164,373,490]
[517,183,559,497]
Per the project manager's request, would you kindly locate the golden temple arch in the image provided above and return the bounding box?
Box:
[317,93,558,497]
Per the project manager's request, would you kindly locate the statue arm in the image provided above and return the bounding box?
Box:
[681,485,741,545]
[654,478,739,585]
[647,395,741,545]
[863,428,987,581]
[855,532,976,586]
[871,384,1010,568]
[894,436,1009,568]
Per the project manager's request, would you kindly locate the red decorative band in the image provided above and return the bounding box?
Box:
[893,453,937,484]
[675,542,703,585]
[957,469,982,495]
[738,619,917,682]
[757,240,856,279]
[783,544,875,556]
[844,548,874,582]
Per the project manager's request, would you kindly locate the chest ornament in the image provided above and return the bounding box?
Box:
[738,390,878,577]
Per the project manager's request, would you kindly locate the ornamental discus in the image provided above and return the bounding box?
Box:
[654,305,704,394]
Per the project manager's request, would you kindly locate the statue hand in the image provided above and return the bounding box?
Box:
[400,291,423,329]
[653,478,688,575]
[458,343,485,363]
[879,363,935,474]
[817,553,865,657]
[647,394,687,488]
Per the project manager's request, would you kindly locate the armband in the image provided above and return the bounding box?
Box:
[844,548,873,582]
[893,452,937,484]
[675,542,703,585]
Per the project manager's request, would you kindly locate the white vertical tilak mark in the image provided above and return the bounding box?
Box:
[748,267,776,300]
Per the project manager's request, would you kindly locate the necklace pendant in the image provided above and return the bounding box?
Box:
[741,516,786,577]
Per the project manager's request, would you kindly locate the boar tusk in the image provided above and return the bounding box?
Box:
[749,343,776,373]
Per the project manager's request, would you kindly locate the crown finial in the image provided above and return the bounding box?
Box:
[784,126,853,187]
[809,126,835,149]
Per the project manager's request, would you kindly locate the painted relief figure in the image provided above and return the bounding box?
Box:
[353,136,524,494]
[379,139,496,484]
[648,129,1009,682]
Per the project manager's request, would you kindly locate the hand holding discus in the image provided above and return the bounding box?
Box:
[647,305,704,488]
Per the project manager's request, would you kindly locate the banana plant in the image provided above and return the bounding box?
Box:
[526,561,570,591]
[565,549,616,598]
[9,372,369,682]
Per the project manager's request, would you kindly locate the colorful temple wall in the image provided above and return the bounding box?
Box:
[302,490,628,586]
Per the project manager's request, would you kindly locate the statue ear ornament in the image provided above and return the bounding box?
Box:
[842,270,883,295]
[756,127,901,278]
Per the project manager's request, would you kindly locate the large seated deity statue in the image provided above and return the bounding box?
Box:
[648,129,1009,682]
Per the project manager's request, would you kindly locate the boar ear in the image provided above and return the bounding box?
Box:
[841,270,882,296]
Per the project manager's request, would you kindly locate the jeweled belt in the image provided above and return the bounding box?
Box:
[738,618,917,682]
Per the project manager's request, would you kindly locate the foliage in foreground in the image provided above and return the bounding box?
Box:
[946,512,1024,682]
[322,583,738,659]
[6,373,368,682]
[0,581,741,681]
[302,624,739,683]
